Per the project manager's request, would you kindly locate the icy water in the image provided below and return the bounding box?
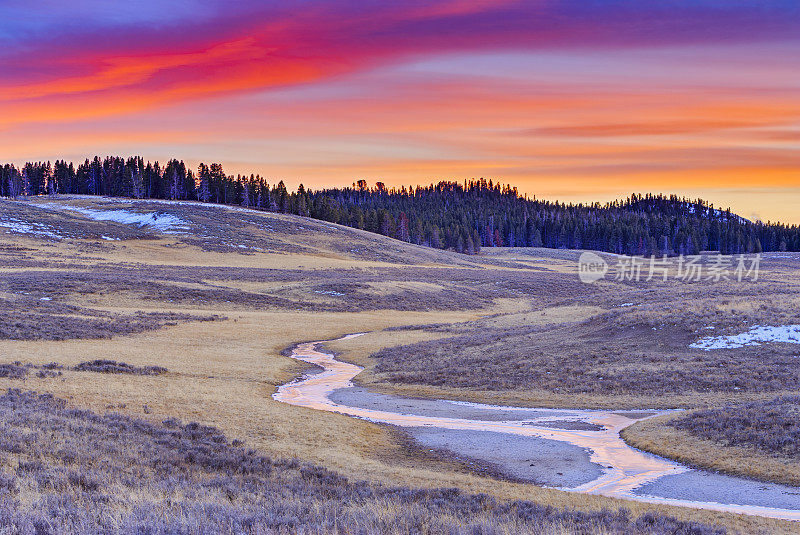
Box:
[274,335,800,521]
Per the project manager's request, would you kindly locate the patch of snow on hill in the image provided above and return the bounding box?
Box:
[691,325,800,350]
[41,204,190,234]
[0,217,64,239]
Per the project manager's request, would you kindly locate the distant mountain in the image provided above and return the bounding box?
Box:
[2,157,797,255]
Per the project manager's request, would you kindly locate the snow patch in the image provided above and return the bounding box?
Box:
[691,325,800,350]
[314,290,345,296]
[0,217,64,239]
[40,204,190,234]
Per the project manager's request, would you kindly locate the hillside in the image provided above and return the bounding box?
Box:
[0,195,597,338]
[3,158,799,256]
[1,196,799,532]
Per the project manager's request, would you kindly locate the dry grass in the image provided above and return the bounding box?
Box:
[353,333,800,410]
[0,197,798,533]
[0,314,788,533]
[343,268,800,408]
[623,404,800,487]
[0,389,726,535]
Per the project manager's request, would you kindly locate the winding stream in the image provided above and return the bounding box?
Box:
[274,334,800,521]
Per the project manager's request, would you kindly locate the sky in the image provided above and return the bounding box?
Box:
[1,1,798,223]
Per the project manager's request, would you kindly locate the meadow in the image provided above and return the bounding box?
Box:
[0,196,798,533]
[0,388,726,534]
[328,262,800,409]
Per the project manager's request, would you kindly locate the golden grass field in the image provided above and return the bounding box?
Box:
[1,196,799,533]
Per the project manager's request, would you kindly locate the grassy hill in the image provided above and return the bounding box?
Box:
[0,195,797,533]
[6,158,799,255]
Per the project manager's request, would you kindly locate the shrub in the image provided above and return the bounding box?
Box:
[73,360,167,376]
[0,364,28,380]
[671,396,800,458]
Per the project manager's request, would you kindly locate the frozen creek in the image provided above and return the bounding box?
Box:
[274,334,800,521]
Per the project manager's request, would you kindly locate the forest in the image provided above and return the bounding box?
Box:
[2,156,798,256]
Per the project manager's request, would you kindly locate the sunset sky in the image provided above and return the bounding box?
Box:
[2,1,798,223]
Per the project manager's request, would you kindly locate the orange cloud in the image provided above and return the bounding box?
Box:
[0,38,265,102]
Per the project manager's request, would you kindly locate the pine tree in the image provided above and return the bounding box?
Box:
[198,164,211,202]
[241,180,251,208]
[2,155,798,256]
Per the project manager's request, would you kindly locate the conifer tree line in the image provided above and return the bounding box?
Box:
[2,157,798,255]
